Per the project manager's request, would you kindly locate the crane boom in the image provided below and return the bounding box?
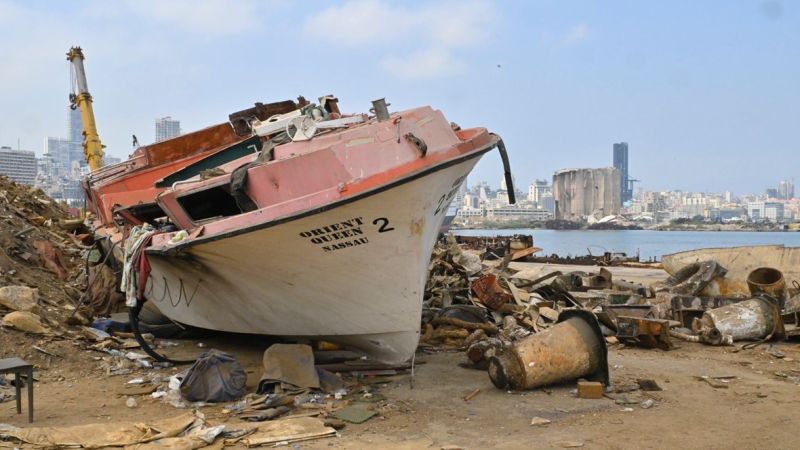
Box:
[66,46,104,172]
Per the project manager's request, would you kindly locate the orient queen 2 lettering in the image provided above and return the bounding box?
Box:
[298,216,394,253]
[434,175,467,216]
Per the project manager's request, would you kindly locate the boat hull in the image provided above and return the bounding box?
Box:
[142,152,485,363]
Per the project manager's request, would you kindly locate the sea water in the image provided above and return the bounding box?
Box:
[452,229,800,261]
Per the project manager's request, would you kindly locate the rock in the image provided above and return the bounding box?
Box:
[636,378,662,391]
[530,416,551,426]
[2,311,51,334]
[555,441,584,448]
[0,286,38,312]
[767,349,785,359]
[322,418,347,430]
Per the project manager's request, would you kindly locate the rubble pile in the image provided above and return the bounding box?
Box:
[422,235,800,391]
[0,176,90,338]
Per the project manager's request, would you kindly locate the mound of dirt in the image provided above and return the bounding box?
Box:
[0,175,88,337]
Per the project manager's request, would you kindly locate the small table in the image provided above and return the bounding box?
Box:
[0,357,33,422]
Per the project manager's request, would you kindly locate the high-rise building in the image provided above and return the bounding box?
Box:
[68,108,85,169]
[539,192,555,214]
[155,116,181,142]
[613,142,632,203]
[44,136,71,176]
[68,107,82,143]
[724,191,733,203]
[0,146,37,185]
[778,180,795,200]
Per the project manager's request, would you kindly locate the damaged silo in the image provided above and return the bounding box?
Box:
[552,167,621,221]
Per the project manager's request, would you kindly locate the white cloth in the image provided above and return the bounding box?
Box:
[121,224,156,307]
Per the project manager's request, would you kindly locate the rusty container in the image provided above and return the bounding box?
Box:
[487,310,609,390]
[747,267,786,306]
[697,297,779,341]
[470,274,512,311]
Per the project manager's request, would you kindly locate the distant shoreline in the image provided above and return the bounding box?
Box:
[451,226,797,233]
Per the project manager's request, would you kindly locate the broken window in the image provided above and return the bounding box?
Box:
[177,186,243,222]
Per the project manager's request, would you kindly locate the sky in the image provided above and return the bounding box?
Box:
[0,0,797,195]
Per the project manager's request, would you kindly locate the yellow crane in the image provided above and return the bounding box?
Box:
[66,46,104,172]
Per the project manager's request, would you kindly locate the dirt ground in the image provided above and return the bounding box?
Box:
[2,327,799,450]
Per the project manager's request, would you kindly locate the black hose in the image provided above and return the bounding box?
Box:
[129,299,194,364]
[497,139,516,204]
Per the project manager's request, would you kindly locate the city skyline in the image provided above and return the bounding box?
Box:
[0,1,798,193]
[454,173,798,227]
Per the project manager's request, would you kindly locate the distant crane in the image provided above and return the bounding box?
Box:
[628,178,640,195]
[66,46,105,172]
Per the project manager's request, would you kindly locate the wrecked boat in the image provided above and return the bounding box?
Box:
[85,96,514,363]
[662,245,800,297]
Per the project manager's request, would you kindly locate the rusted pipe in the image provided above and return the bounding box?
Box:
[669,329,700,342]
[747,267,785,307]
[430,316,498,334]
[669,328,733,346]
[695,297,778,341]
[487,310,608,390]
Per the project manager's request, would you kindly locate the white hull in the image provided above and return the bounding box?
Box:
[143,155,483,363]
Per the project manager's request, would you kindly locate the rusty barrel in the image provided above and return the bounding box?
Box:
[488,310,609,390]
[747,267,785,305]
[698,297,778,341]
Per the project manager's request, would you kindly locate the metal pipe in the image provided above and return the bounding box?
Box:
[747,267,786,307]
[370,98,390,122]
[488,309,608,390]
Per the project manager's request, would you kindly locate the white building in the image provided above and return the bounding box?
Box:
[0,146,37,185]
[748,201,785,222]
[528,179,552,203]
[456,207,484,218]
[155,116,181,142]
[486,206,551,220]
